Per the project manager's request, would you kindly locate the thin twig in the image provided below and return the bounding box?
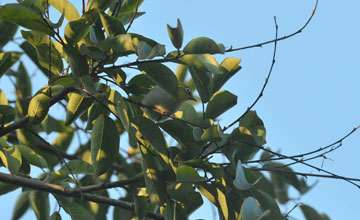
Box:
[125,0,140,33]
[223,16,279,132]
[225,0,318,53]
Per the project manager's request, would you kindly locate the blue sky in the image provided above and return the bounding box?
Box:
[1,0,360,219]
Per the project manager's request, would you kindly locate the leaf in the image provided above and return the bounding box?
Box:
[65,92,93,125]
[134,196,149,220]
[16,61,32,98]
[57,196,93,220]
[127,74,155,96]
[206,90,237,119]
[132,116,168,156]
[65,19,90,45]
[52,128,74,152]
[167,19,184,49]
[176,165,205,182]
[0,52,22,78]
[58,160,93,175]
[217,186,229,220]
[167,182,203,215]
[48,0,80,21]
[0,181,19,195]
[141,153,168,205]
[300,204,329,220]
[116,0,145,25]
[184,37,225,54]
[138,62,179,98]
[200,124,224,142]
[49,212,62,220]
[107,90,130,131]
[180,53,220,74]
[239,197,270,220]
[0,4,53,35]
[0,19,18,47]
[188,66,211,102]
[131,33,166,59]
[30,191,50,220]
[99,12,125,36]
[213,57,242,92]
[16,145,48,168]
[0,146,22,172]
[12,191,31,220]
[99,34,135,55]
[28,92,50,124]
[35,43,63,75]
[20,41,52,77]
[0,90,8,105]
[0,105,15,124]
[21,30,63,75]
[233,160,261,190]
[63,45,89,78]
[91,115,119,176]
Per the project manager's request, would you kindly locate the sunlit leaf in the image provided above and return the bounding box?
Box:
[206,90,237,119]
[184,37,225,54]
[91,115,119,176]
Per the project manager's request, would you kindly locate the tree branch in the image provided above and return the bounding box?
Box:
[0,172,164,220]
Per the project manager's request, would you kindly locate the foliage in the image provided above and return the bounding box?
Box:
[0,0,332,220]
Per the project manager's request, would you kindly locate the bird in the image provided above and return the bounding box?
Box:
[142,83,196,122]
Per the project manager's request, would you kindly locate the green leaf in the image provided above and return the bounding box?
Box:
[107,90,130,131]
[0,4,53,35]
[131,33,166,59]
[167,182,203,215]
[0,181,18,195]
[48,0,80,21]
[16,145,48,168]
[127,74,155,96]
[12,191,31,220]
[206,90,237,119]
[188,66,211,103]
[63,45,89,78]
[57,196,93,220]
[65,92,93,125]
[18,0,44,13]
[200,124,224,142]
[65,19,90,45]
[138,62,179,99]
[176,165,205,182]
[58,160,93,175]
[116,0,145,25]
[132,116,168,156]
[217,186,229,220]
[0,105,15,124]
[175,64,188,82]
[99,12,125,36]
[233,160,261,190]
[179,53,220,74]
[48,76,80,87]
[0,19,18,47]
[167,19,184,49]
[20,41,52,77]
[251,190,286,220]
[49,212,62,220]
[86,0,116,10]
[28,92,50,125]
[239,197,270,220]
[99,34,135,55]
[213,57,242,92]
[0,52,22,78]
[300,204,329,220]
[30,191,50,220]
[141,153,168,205]
[0,146,22,172]
[134,196,149,220]
[16,62,32,98]
[21,30,63,75]
[91,115,120,176]
[184,37,225,54]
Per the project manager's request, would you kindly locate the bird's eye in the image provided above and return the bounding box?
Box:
[185,88,191,94]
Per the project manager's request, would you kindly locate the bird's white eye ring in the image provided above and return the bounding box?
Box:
[185,88,191,94]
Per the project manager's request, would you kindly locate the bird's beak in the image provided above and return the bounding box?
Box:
[189,95,196,102]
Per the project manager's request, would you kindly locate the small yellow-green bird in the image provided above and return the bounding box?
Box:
[142,83,196,122]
